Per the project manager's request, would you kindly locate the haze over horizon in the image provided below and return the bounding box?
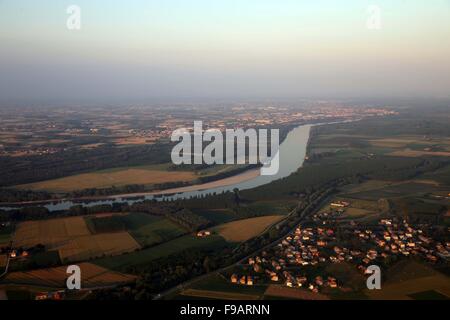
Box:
[1,0,450,105]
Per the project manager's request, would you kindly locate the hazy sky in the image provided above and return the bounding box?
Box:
[1,0,449,104]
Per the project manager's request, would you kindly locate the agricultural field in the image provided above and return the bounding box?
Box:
[340,180,447,201]
[420,164,450,185]
[264,285,330,300]
[388,149,450,158]
[2,263,136,289]
[94,234,229,271]
[179,288,260,300]
[213,215,284,243]
[172,273,267,300]
[0,226,13,246]
[14,216,91,248]
[16,165,197,192]
[56,232,140,263]
[86,212,186,247]
[191,209,237,225]
[13,215,141,263]
[241,200,296,216]
[365,261,450,300]
[0,254,7,268]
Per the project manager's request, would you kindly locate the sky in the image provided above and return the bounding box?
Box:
[0,0,449,104]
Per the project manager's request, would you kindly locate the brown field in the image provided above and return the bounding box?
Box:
[264,285,330,300]
[56,232,140,262]
[214,215,284,242]
[180,288,260,300]
[0,254,7,268]
[14,216,91,248]
[3,262,136,289]
[114,136,158,145]
[388,149,450,158]
[17,168,197,192]
[13,216,140,262]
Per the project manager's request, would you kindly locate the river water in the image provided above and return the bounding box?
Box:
[2,123,314,212]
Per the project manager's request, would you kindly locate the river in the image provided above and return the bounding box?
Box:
[0,122,322,212]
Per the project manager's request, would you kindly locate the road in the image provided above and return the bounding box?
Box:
[0,231,16,279]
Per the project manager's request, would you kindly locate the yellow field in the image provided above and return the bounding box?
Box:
[3,262,136,289]
[180,289,260,300]
[13,216,140,263]
[56,232,140,262]
[214,215,284,242]
[16,167,197,192]
[14,216,91,248]
[388,149,450,158]
[0,254,7,268]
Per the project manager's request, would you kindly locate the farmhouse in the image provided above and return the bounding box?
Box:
[196,230,211,237]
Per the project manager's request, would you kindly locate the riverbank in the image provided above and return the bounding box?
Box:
[111,168,261,198]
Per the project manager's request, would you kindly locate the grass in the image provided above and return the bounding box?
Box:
[242,200,295,216]
[408,290,449,300]
[191,208,236,225]
[5,290,33,300]
[365,260,450,300]
[421,164,450,185]
[94,234,229,271]
[86,212,187,247]
[127,215,186,247]
[0,234,10,245]
[10,251,61,271]
[342,182,445,201]
[190,274,267,296]
[0,226,13,245]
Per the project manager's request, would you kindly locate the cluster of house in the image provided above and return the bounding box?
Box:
[229,226,340,292]
[229,212,449,293]
[353,218,450,264]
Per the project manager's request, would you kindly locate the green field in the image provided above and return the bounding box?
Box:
[0,225,13,245]
[191,209,236,225]
[169,273,267,299]
[85,212,187,247]
[94,234,229,271]
[408,290,449,300]
[421,164,450,185]
[241,200,295,216]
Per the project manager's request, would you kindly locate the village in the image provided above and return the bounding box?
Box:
[228,201,450,293]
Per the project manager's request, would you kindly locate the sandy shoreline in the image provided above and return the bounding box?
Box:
[110,168,261,199]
